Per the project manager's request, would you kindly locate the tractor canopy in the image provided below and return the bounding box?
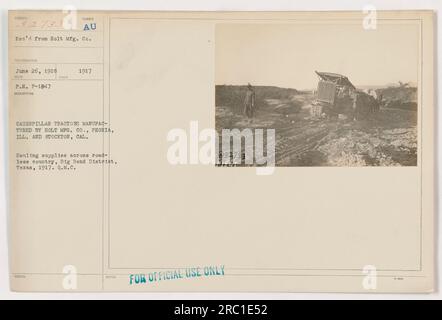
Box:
[315,71,356,90]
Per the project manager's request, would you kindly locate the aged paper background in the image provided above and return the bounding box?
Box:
[8,11,434,292]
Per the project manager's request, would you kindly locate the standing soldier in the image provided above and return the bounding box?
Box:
[352,92,359,120]
[377,93,383,111]
[243,83,255,119]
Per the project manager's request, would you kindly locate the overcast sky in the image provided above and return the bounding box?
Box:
[216,22,419,89]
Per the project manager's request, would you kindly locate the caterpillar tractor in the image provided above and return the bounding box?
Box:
[311,71,379,120]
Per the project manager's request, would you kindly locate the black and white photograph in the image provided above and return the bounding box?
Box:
[215,23,419,166]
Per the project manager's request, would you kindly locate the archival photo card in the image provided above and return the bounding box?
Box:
[215,23,419,167]
[8,10,434,293]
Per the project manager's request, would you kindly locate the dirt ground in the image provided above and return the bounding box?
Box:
[215,92,417,167]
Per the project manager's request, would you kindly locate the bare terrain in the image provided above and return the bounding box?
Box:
[215,85,417,166]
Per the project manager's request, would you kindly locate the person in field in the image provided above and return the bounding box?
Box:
[243,83,255,119]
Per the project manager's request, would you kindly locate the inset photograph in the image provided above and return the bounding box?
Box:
[215,23,419,166]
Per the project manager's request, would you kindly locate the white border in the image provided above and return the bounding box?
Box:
[0,0,440,300]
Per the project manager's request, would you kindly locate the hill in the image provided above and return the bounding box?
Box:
[215,85,299,113]
[376,86,417,110]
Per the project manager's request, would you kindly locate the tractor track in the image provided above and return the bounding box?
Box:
[276,126,329,164]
